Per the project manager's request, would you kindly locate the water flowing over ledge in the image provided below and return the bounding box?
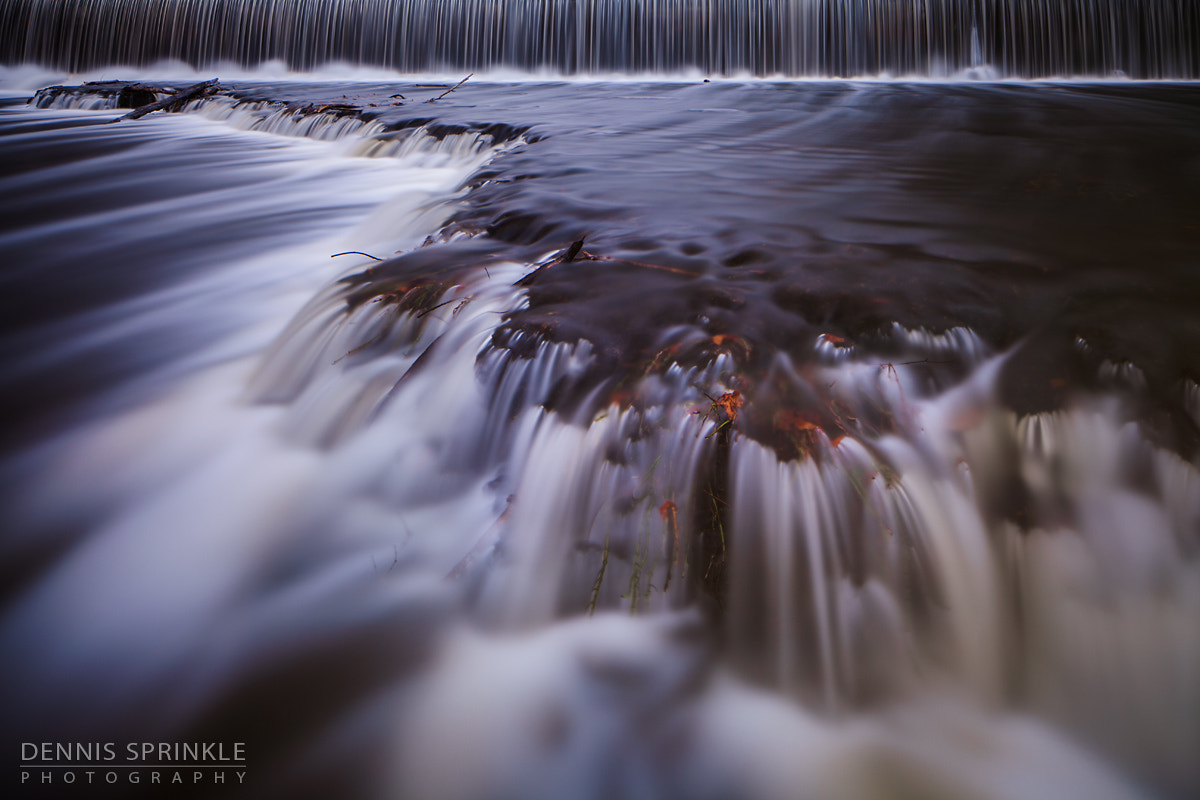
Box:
[2,0,1198,79]
[29,79,534,157]
[245,231,1200,796]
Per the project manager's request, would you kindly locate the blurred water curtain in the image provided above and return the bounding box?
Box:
[2,0,1197,77]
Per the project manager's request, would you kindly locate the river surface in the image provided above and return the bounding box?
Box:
[1,66,1198,800]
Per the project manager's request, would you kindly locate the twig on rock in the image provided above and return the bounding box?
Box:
[425,74,473,103]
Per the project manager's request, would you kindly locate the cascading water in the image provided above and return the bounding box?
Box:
[1,3,1199,800]
[2,0,1199,78]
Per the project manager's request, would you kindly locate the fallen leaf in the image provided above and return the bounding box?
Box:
[714,390,743,422]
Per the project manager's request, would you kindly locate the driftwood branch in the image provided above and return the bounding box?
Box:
[562,238,585,263]
[425,74,473,103]
[116,79,219,121]
[331,251,384,261]
[519,237,695,286]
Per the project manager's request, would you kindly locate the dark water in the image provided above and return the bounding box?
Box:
[0,72,1197,800]
[2,0,1199,78]
[221,79,1200,454]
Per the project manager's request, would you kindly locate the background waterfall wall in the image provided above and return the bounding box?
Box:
[3,3,1200,797]
[2,0,1198,78]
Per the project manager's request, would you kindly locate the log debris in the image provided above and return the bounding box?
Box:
[115,79,219,121]
[425,74,473,103]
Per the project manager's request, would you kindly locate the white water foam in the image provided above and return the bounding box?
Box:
[0,98,517,725]
[247,255,1200,794]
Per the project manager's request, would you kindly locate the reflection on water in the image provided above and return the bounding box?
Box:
[1,76,1198,800]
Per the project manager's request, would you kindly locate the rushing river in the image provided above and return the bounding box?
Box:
[1,2,1199,800]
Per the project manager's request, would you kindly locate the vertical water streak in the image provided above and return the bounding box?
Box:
[2,0,1197,78]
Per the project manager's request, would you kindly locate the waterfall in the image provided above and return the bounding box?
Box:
[2,5,1199,797]
[1,0,1197,79]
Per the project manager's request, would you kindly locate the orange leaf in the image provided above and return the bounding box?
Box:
[658,500,677,523]
[776,408,819,432]
[714,390,743,422]
[609,389,635,407]
[709,334,750,359]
